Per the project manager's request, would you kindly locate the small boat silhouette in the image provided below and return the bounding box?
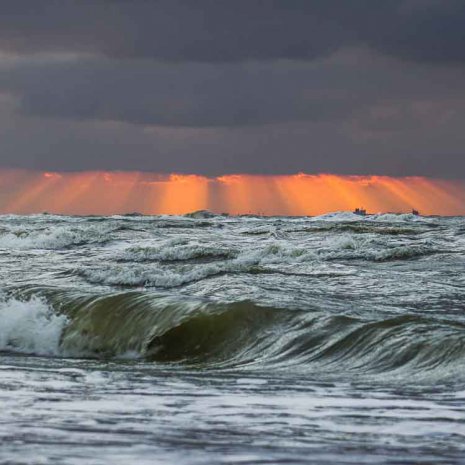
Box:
[353,208,367,216]
[412,209,420,216]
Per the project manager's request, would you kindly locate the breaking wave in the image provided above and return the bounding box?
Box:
[0,294,67,355]
[119,240,236,263]
[319,235,441,262]
[75,236,442,288]
[312,212,433,223]
[0,224,113,250]
[2,288,465,381]
[78,241,357,288]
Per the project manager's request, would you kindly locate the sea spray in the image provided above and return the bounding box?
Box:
[0,295,67,355]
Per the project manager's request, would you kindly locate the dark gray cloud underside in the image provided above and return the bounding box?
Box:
[2,56,465,127]
[1,115,465,178]
[0,0,465,63]
[0,1,464,178]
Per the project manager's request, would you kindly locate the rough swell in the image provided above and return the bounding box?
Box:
[2,288,465,382]
[0,224,114,249]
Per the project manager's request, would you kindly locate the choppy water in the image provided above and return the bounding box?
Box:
[1,211,465,464]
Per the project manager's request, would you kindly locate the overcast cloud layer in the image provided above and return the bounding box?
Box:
[0,0,464,177]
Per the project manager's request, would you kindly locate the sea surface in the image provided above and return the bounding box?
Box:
[1,212,465,464]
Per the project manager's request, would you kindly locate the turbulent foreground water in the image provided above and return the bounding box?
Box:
[1,212,465,464]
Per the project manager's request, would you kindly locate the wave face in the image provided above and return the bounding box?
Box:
[2,288,465,382]
[0,213,464,382]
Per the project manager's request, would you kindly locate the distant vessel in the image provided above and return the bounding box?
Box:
[412,209,420,216]
[353,208,367,216]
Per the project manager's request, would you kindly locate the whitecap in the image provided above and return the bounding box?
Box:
[0,296,67,356]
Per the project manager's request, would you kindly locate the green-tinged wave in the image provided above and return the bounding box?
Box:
[2,287,465,380]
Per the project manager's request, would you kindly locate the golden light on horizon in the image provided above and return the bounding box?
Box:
[0,169,463,216]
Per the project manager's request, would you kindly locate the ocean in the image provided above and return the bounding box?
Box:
[0,212,464,464]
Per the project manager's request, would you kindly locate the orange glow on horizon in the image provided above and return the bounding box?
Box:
[0,169,463,216]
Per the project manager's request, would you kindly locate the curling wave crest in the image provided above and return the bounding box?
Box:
[1,288,465,382]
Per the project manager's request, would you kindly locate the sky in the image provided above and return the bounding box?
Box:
[0,0,464,177]
[0,1,464,214]
[1,171,464,216]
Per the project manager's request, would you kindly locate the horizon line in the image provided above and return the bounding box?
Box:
[0,169,463,216]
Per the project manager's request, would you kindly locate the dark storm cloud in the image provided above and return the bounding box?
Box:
[0,0,464,64]
[0,58,366,127]
[0,60,351,126]
[1,106,465,178]
[0,0,351,61]
[0,1,464,177]
[1,52,465,127]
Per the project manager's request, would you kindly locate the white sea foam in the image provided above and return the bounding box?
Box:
[312,211,433,223]
[80,233,440,288]
[0,225,112,250]
[121,241,235,262]
[318,234,438,261]
[312,211,363,222]
[80,260,254,288]
[366,213,432,223]
[0,296,67,355]
[81,241,342,288]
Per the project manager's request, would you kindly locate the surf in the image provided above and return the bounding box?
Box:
[2,287,465,383]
